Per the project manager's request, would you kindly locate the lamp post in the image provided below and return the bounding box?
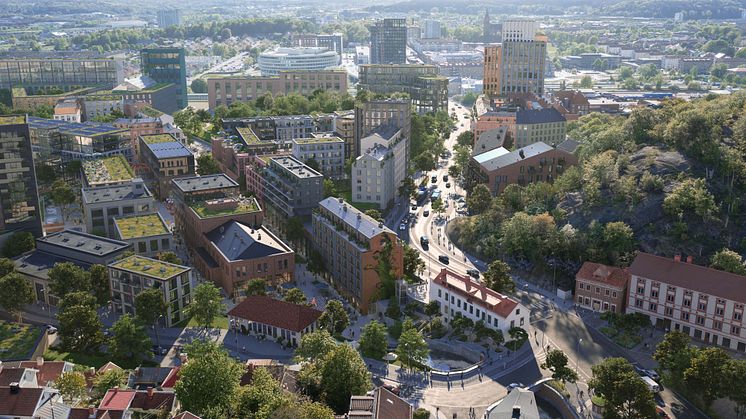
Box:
[39,288,52,324]
[576,338,583,375]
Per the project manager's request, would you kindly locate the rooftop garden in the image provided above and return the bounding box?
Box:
[83,155,135,184]
[111,255,188,279]
[0,115,26,126]
[236,127,260,145]
[190,197,260,218]
[115,213,169,239]
[294,137,344,144]
[141,133,176,144]
[139,106,164,118]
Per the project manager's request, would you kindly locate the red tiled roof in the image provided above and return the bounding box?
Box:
[630,252,746,303]
[227,295,322,333]
[160,366,180,388]
[130,390,176,412]
[69,407,96,419]
[97,362,123,375]
[19,360,67,386]
[575,262,629,290]
[98,389,135,410]
[0,368,26,386]
[97,410,124,419]
[173,412,201,419]
[0,386,44,417]
[433,269,519,318]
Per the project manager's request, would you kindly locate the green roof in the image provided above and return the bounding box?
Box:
[114,213,170,239]
[236,127,260,145]
[110,255,188,279]
[294,136,344,144]
[83,155,134,184]
[141,133,177,144]
[0,115,26,125]
[190,197,260,219]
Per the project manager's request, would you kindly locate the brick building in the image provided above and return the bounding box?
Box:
[574,262,629,313]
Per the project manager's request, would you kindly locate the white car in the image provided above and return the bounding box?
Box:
[399,223,407,231]
[506,382,523,392]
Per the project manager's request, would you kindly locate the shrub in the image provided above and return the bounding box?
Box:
[414,408,431,419]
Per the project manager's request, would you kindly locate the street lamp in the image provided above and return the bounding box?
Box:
[576,338,583,374]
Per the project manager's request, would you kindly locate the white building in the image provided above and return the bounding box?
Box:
[627,252,746,353]
[291,134,346,180]
[422,19,442,39]
[258,47,340,76]
[352,125,408,209]
[227,295,322,347]
[355,46,370,65]
[53,99,82,123]
[429,268,528,336]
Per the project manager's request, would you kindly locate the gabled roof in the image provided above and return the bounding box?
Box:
[374,387,412,419]
[98,389,135,410]
[474,126,508,155]
[576,262,629,289]
[556,138,580,154]
[206,222,291,262]
[18,360,71,386]
[130,390,176,412]
[173,412,201,419]
[474,142,557,172]
[228,295,322,333]
[433,268,519,318]
[0,386,44,417]
[516,108,566,125]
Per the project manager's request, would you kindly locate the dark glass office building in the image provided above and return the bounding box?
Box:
[369,18,407,65]
[140,47,187,110]
[0,116,43,242]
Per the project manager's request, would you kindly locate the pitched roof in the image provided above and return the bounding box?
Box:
[99,389,135,410]
[374,387,412,419]
[516,108,566,125]
[18,360,69,386]
[0,368,26,386]
[474,142,555,172]
[474,127,508,155]
[130,390,176,412]
[433,268,520,318]
[206,222,291,261]
[556,138,580,154]
[0,386,44,417]
[173,412,201,419]
[576,262,629,289]
[630,252,746,303]
[228,295,322,333]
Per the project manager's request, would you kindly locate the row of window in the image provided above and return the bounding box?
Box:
[634,298,743,335]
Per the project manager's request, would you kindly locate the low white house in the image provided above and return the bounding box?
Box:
[227,295,322,347]
[429,268,528,336]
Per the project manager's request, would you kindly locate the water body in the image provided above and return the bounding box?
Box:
[426,348,474,371]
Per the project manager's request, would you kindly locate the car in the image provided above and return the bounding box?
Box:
[46,325,57,334]
[399,223,406,231]
[443,175,449,182]
[151,345,167,356]
[506,383,523,392]
[420,236,429,245]
[445,183,451,188]
[402,218,408,225]
[438,255,450,264]
[411,204,417,211]
[632,363,646,376]
[644,369,660,381]
[467,269,480,278]
[423,210,430,217]
[431,175,437,183]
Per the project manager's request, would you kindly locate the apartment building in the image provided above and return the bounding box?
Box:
[352,126,408,209]
[334,110,356,158]
[138,133,195,197]
[483,20,547,97]
[354,100,411,158]
[369,18,407,65]
[27,116,130,162]
[108,255,192,326]
[113,212,173,257]
[574,262,629,314]
[514,108,567,149]
[358,65,448,114]
[627,253,746,352]
[259,156,324,220]
[208,70,347,108]
[291,135,346,179]
[0,56,124,91]
[113,117,164,155]
[429,268,528,336]
[312,197,404,314]
[82,178,155,237]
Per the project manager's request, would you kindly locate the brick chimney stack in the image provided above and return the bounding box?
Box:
[674,255,681,262]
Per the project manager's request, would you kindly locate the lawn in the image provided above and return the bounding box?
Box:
[600,325,641,349]
[45,347,157,370]
[190,199,260,218]
[114,213,168,239]
[110,255,189,279]
[172,314,229,329]
[340,190,381,213]
[0,321,42,360]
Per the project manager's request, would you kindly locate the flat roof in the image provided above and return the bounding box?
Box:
[83,155,135,185]
[206,221,292,261]
[82,182,152,204]
[292,136,344,144]
[38,229,131,257]
[109,255,190,280]
[0,115,26,126]
[144,140,192,159]
[27,116,126,137]
[318,197,394,240]
[114,213,170,240]
[270,156,323,179]
[236,127,260,145]
[140,133,177,144]
[190,197,261,219]
[172,174,238,193]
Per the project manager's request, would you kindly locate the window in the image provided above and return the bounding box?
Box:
[735,312,743,321]
[666,294,675,303]
[612,291,617,298]
[605,289,610,296]
[637,286,645,294]
[635,299,643,308]
[698,302,707,311]
[683,299,692,307]
[596,287,601,294]
[681,312,690,321]
[664,307,673,317]
[713,320,722,330]
[732,326,741,335]
[696,316,705,325]
[716,307,724,316]
[649,303,657,311]
[438,289,442,298]
[516,309,521,315]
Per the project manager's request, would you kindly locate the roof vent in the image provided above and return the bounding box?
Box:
[159,267,166,273]
[378,222,383,228]
[519,150,525,159]
[257,233,261,240]
[357,213,361,220]
[9,382,19,394]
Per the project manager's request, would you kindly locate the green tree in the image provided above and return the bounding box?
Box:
[541,349,579,384]
[580,75,594,88]
[157,251,182,264]
[246,278,268,296]
[190,78,208,93]
[48,262,91,298]
[109,314,152,361]
[403,244,425,281]
[0,258,15,278]
[55,371,87,405]
[589,357,656,419]
[323,178,337,198]
[466,184,491,214]
[683,347,729,409]
[2,231,35,257]
[58,301,104,353]
[234,366,288,418]
[483,260,514,294]
[196,153,221,175]
[396,318,429,370]
[175,340,244,416]
[424,301,440,318]
[284,288,307,305]
[385,299,401,320]
[285,217,305,243]
[35,163,56,184]
[710,248,746,275]
[295,329,337,361]
[304,158,321,172]
[431,198,445,218]
[456,131,474,147]
[134,287,168,348]
[0,272,35,322]
[364,209,382,222]
[50,179,76,220]
[663,178,717,220]
[724,359,746,419]
[414,407,431,419]
[654,331,694,385]
[186,282,225,329]
[318,344,370,413]
[92,368,127,399]
[603,222,635,266]
[89,264,110,306]
[318,300,349,336]
[359,320,387,360]
[65,160,82,178]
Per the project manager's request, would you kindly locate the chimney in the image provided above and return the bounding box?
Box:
[687,255,693,264]
[519,149,525,159]
[674,255,681,262]
[147,387,154,398]
[88,407,96,418]
[36,357,44,367]
[9,382,19,394]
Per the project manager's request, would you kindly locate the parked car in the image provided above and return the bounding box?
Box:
[420,236,429,245]
[642,376,660,393]
[506,383,523,392]
[431,175,437,183]
[438,255,450,265]
[411,204,417,211]
[443,175,449,182]
[445,183,451,188]
[46,325,57,334]
[399,223,406,231]
[423,210,430,217]
[467,269,480,279]
[644,369,660,381]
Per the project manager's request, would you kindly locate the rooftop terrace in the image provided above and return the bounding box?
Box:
[110,255,189,280]
[190,196,260,219]
[0,115,26,126]
[114,213,170,240]
[141,133,177,144]
[236,127,260,145]
[293,136,344,144]
[83,155,135,185]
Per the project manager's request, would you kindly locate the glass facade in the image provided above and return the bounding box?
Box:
[140,48,187,110]
[0,117,42,239]
[369,18,407,65]
[0,58,122,91]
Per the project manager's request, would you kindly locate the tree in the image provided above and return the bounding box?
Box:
[2,231,35,257]
[431,198,445,219]
[304,158,321,172]
[541,349,579,384]
[589,358,656,419]
[92,368,127,399]
[57,291,96,313]
[424,301,440,319]
[323,179,337,198]
[483,260,514,294]
[55,371,87,404]
[190,78,208,93]
[109,314,152,361]
[50,179,76,219]
[318,300,349,336]
[653,331,694,385]
[364,209,382,222]
[318,344,370,413]
[134,288,168,347]
[580,75,594,88]
[359,320,387,360]
[683,347,729,409]
[403,244,425,281]
[466,184,491,215]
[157,251,182,265]
[0,272,35,322]
[414,407,431,419]
[175,340,244,416]
[724,359,746,419]
[196,153,221,175]
[663,178,717,220]
[186,282,225,329]
[285,217,305,243]
[284,288,307,305]
[246,278,268,296]
[58,302,104,353]
[234,366,288,418]
[48,262,91,298]
[89,264,110,306]
[603,222,635,265]
[295,329,337,361]
[385,300,401,320]
[396,318,429,371]
[0,258,14,278]
[710,248,746,275]
[35,163,56,184]
[456,131,474,147]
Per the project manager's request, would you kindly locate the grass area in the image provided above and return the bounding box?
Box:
[591,395,606,407]
[115,213,169,239]
[341,190,381,213]
[84,155,134,184]
[190,198,260,218]
[44,347,157,370]
[600,326,642,349]
[141,133,177,144]
[294,136,344,144]
[110,255,189,279]
[0,322,41,360]
[172,314,229,329]
[237,127,260,144]
[0,115,26,125]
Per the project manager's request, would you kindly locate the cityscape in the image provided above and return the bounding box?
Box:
[1,1,746,418]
